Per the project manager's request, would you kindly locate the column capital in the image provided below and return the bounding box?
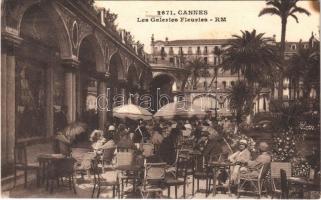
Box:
[61,57,79,72]
[1,28,22,51]
[94,72,110,81]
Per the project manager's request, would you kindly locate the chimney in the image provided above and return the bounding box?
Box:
[165,37,168,42]
[273,34,276,41]
[151,34,154,45]
[98,8,106,26]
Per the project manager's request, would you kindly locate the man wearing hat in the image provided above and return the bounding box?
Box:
[182,123,192,137]
[242,142,271,175]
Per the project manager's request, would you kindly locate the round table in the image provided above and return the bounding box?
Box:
[37,154,66,190]
[209,161,235,196]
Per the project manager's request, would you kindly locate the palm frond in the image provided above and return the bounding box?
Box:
[289,13,299,23]
[289,6,311,16]
[259,7,281,17]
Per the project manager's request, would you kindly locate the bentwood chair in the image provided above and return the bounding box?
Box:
[192,154,212,197]
[14,143,41,188]
[165,154,191,198]
[237,163,271,198]
[114,151,141,198]
[91,158,120,198]
[47,157,77,194]
[140,162,167,198]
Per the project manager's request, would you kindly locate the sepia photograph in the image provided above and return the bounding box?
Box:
[1,0,320,199]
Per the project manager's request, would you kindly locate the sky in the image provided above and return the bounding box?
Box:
[95,1,320,53]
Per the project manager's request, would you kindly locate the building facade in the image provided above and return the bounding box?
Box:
[1,0,152,173]
[149,36,245,117]
[149,34,319,117]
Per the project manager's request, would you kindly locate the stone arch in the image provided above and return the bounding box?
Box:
[15,1,72,59]
[127,63,139,92]
[152,72,178,91]
[109,52,126,81]
[78,34,104,72]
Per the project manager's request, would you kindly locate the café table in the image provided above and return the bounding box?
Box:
[209,161,235,196]
[288,176,321,198]
[37,153,66,190]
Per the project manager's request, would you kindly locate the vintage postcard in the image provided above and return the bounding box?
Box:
[1,0,320,199]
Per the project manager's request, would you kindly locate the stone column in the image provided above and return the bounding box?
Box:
[1,30,22,167]
[95,72,109,130]
[62,58,79,123]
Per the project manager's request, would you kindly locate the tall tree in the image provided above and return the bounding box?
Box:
[259,0,310,100]
[209,46,223,88]
[185,57,208,90]
[227,81,254,126]
[222,29,280,90]
[287,44,320,100]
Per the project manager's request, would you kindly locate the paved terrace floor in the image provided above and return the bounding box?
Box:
[2,175,267,199]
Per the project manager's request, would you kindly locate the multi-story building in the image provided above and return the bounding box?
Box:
[150,35,246,117]
[149,33,319,117]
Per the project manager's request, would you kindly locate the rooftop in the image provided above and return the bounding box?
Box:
[156,39,231,46]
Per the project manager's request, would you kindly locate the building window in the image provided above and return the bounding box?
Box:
[179,47,183,55]
[204,57,208,64]
[161,47,165,60]
[222,81,226,89]
[291,44,296,50]
[230,81,235,87]
[188,47,192,54]
[169,57,174,63]
[197,46,201,55]
[204,46,208,54]
[169,47,174,55]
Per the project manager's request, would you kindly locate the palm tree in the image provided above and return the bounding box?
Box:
[209,46,223,88]
[227,81,254,126]
[287,44,320,100]
[185,57,208,90]
[222,29,280,90]
[259,0,310,100]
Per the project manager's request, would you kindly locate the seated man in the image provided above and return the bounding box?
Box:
[240,142,272,178]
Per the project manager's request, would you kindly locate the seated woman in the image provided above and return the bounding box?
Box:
[90,130,106,153]
[117,128,136,150]
[101,132,116,150]
[151,127,164,146]
[228,139,251,183]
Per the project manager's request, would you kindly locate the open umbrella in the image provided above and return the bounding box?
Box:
[113,104,152,120]
[153,102,207,119]
[62,122,87,142]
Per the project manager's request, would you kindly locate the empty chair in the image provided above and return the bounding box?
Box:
[165,154,191,199]
[140,162,167,198]
[91,158,120,198]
